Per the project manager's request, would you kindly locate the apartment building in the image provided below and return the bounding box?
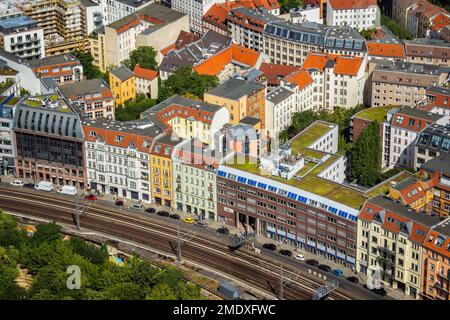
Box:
[326,0,380,30]
[0,15,45,61]
[227,7,281,52]
[192,43,265,83]
[89,26,106,72]
[105,4,188,67]
[289,5,322,24]
[258,62,301,88]
[404,39,450,67]
[367,38,406,62]
[150,133,183,207]
[217,121,361,268]
[82,0,103,34]
[159,30,231,80]
[388,176,434,213]
[406,0,450,38]
[421,219,450,300]
[419,154,450,218]
[13,96,86,188]
[109,65,135,106]
[100,0,154,25]
[357,195,439,299]
[82,117,162,201]
[28,53,84,84]
[133,64,158,99]
[171,0,222,35]
[173,138,217,220]
[262,21,367,67]
[21,0,89,56]
[370,61,450,107]
[423,86,450,116]
[58,78,115,119]
[303,52,365,110]
[0,95,20,175]
[204,78,266,127]
[414,123,450,170]
[384,107,448,170]
[392,0,419,31]
[140,95,229,148]
[265,69,314,135]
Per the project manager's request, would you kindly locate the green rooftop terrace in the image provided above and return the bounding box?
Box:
[354,106,395,123]
[364,171,414,199]
[290,121,334,158]
[23,95,73,113]
[229,157,366,209]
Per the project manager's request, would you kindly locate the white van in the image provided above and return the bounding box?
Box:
[57,185,77,196]
[34,181,54,192]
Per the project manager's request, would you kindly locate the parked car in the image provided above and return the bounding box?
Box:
[145,207,156,214]
[294,254,305,261]
[305,259,319,266]
[262,243,277,251]
[169,213,180,220]
[331,269,344,277]
[279,249,292,257]
[10,179,23,187]
[346,276,359,284]
[373,287,387,296]
[34,181,53,192]
[182,217,195,224]
[217,227,230,235]
[115,199,124,206]
[157,211,170,217]
[58,185,77,196]
[318,264,332,272]
[129,203,144,210]
[23,183,35,189]
[194,220,208,228]
[84,194,98,201]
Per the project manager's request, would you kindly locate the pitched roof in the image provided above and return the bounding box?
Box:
[284,69,314,90]
[328,0,377,10]
[193,44,259,77]
[206,78,265,100]
[258,62,301,86]
[367,41,406,59]
[110,66,134,81]
[423,220,450,258]
[432,13,450,33]
[133,65,158,80]
[303,52,363,76]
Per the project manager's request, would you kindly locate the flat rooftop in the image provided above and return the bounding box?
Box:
[364,171,414,198]
[206,78,265,100]
[22,94,73,113]
[353,106,395,122]
[227,121,366,209]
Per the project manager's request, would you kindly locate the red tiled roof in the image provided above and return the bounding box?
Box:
[423,228,450,258]
[411,0,448,20]
[328,0,377,10]
[284,69,314,90]
[432,13,450,33]
[116,14,163,35]
[303,52,362,76]
[193,44,259,76]
[175,31,200,49]
[133,65,158,81]
[259,63,301,86]
[391,112,435,132]
[367,42,406,59]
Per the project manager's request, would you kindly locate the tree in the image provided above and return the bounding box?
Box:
[69,236,109,265]
[146,283,177,300]
[278,0,303,13]
[350,122,382,186]
[31,222,62,244]
[381,15,413,40]
[123,46,158,71]
[115,96,157,121]
[72,50,109,82]
[158,66,219,102]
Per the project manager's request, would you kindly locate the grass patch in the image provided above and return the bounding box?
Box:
[290,122,332,158]
[365,171,413,198]
[354,106,395,122]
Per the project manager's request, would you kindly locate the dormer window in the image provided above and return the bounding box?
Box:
[115,135,124,142]
[89,131,96,137]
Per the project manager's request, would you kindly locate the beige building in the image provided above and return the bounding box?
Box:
[21,0,89,56]
[404,39,450,67]
[105,4,188,68]
[371,60,450,107]
[357,196,438,299]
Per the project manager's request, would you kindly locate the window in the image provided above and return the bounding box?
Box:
[115,135,124,142]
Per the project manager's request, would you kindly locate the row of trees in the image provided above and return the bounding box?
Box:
[0,212,202,300]
[381,14,413,40]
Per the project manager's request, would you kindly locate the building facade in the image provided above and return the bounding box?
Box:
[326,0,380,30]
[109,65,135,106]
[28,53,84,84]
[414,123,450,170]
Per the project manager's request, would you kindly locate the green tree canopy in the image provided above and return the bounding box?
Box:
[381,15,413,40]
[123,46,158,71]
[72,50,109,82]
[350,122,382,186]
[115,94,157,121]
[158,66,219,102]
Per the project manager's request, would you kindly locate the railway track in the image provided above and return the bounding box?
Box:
[0,186,367,300]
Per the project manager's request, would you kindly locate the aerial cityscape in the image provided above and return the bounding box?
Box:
[0,0,449,305]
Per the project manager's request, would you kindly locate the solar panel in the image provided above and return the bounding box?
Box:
[257,182,267,189]
[247,179,257,186]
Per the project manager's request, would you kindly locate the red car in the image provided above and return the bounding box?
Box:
[84,194,97,201]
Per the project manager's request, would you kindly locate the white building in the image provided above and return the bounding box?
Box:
[326,0,380,30]
[383,107,449,169]
[0,15,45,61]
[100,0,154,25]
[171,0,222,35]
[82,0,104,34]
[289,5,322,24]
[303,52,366,111]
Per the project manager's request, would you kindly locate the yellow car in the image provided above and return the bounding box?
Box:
[182,217,194,224]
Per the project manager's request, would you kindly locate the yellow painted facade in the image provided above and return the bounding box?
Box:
[89,31,107,73]
[168,117,211,145]
[203,94,245,125]
[150,154,173,207]
[109,72,136,106]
